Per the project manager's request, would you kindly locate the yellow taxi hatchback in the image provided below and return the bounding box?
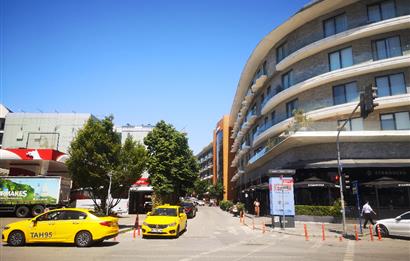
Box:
[142,204,187,238]
[2,208,119,247]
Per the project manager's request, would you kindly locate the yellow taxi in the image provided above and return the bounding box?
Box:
[141,204,187,238]
[2,208,118,247]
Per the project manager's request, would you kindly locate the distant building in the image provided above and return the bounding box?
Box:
[196,142,213,182]
[116,124,154,145]
[0,104,12,149]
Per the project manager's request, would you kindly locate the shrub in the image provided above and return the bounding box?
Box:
[236,202,245,212]
[296,200,341,217]
[219,200,234,211]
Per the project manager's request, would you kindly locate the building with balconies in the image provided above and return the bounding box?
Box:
[229,0,410,218]
[196,142,214,182]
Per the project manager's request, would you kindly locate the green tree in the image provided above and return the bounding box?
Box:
[192,179,211,199]
[208,181,224,201]
[144,120,199,205]
[67,116,147,214]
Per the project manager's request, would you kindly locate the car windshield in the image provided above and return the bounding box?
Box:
[151,208,177,217]
[181,202,194,207]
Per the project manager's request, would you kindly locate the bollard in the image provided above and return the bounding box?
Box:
[137,225,141,236]
[354,224,358,241]
[369,225,374,241]
[133,228,136,239]
[321,224,325,241]
[376,224,382,241]
[304,224,309,241]
[339,235,343,241]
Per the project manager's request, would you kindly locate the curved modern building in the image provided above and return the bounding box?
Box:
[229,0,410,217]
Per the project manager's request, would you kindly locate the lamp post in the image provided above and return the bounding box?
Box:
[106,172,113,215]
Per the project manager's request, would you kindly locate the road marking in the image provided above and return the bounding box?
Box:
[343,240,355,261]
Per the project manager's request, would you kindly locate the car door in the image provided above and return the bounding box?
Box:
[29,211,61,242]
[395,212,410,237]
[55,210,88,241]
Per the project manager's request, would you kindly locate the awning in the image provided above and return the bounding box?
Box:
[361,176,410,188]
[294,177,336,188]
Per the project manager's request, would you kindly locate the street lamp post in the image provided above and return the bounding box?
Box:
[106,172,113,216]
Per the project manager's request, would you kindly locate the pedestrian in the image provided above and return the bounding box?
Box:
[361,200,376,228]
[253,198,260,216]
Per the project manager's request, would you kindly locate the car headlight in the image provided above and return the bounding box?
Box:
[168,222,177,227]
[3,226,10,230]
[143,222,148,226]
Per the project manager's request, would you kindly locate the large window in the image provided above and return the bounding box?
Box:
[333,82,358,105]
[282,70,293,89]
[286,99,299,118]
[329,47,353,71]
[323,13,347,37]
[338,117,364,131]
[372,36,402,60]
[376,73,406,97]
[277,42,288,63]
[368,0,396,23]
[380,112,410,130]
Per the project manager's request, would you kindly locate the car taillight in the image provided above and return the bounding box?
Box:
[99,221,112,227]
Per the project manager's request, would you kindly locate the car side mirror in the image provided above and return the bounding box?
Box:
[179,213,184,217]
[395,216,401,221]
[32,219,38,226]
[146,212,151,216]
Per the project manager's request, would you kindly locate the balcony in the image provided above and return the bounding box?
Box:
[251,75,268,93]
[248,147,268,165]
[231,169,245,182]
[254,94,410,147]
[276,15,410,71]
[262,55,410,116]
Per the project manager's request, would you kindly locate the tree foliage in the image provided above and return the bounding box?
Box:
[208,181,224,200]
[67,116,147,214]
[144,120,199,204]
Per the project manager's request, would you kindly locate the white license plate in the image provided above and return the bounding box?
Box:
[151,228,163,233]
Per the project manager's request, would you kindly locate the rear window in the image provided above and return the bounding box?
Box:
[89,211,107,217]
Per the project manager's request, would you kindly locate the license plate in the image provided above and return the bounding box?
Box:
[151,228,162,233]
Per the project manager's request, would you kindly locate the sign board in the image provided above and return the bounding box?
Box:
[269,177,295,216]
[0,177,61,204]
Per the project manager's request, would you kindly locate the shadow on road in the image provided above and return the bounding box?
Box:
[2,241,120,248]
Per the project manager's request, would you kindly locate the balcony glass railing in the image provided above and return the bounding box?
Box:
[248,148,267,164]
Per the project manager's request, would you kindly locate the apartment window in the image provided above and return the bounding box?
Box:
[286,99,299,118]
[329,47,353,71]
[368,0,396,23]
[333,82,358,105]
[282,70,293,89]
[338,117,364,131]
[271,111,276,124]
[267,86,271,96]
[277,42,288,63]
[376,73,406,97]
[324,13,347,37]
[381,112,410,130]
[373,36,402,60]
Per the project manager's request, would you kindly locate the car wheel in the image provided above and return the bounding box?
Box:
[75,231,93,247]
[175,226,180,238]
[15,206,30,218]
[31,205,44,217]
[377,225,389,237]
[8,231,25,246]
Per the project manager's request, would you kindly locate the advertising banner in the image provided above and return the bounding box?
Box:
[0,177,61,204]
[269,177,295,216]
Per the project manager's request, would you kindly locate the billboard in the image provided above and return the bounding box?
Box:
[0,177,61,204]
[269,177,295,216]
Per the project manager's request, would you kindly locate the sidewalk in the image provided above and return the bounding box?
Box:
[240,214,376,239]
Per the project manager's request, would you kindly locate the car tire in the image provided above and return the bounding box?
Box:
[377,224,389,237]
[8,230,25,246]
[75,231,93,247]
[175,226,180,238]
[15,206,30,218]
[31,205,44,217]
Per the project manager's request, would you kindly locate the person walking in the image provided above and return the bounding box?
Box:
[361,201,376,228]
[253,198,260,217]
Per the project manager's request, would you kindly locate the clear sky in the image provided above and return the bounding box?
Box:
[1,0,309,154]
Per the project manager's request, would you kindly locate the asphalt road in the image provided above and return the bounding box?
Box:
[1,206,409,261]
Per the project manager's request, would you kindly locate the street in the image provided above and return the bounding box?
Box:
[1,206,409,261]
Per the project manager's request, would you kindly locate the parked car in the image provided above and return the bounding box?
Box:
[180,201,197,218]
[197,200,205,206]
[141,204,187,238]
[375,211,410,238]
[2,208,119,247]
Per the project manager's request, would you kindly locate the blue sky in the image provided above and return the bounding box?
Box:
[1,0,309,154]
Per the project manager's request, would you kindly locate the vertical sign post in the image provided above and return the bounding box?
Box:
[352,180,362,234]
[269,177,295,229]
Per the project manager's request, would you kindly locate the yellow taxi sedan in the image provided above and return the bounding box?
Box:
[2,208,118,247]
[141,204,187,238]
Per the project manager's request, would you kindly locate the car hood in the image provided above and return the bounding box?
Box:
[144,216,178,225]
[377,218,396,224]
[6,219,32,228]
